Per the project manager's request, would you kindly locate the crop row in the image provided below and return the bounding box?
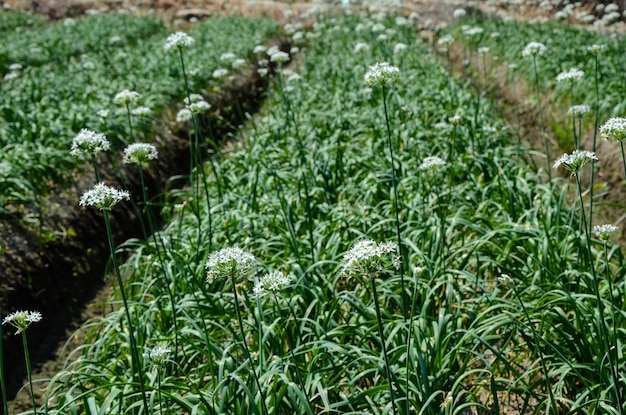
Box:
[26,10,626,415]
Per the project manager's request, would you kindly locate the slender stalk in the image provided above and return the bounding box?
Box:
[575,175,623,411]
[157,366,164,415]
[371,277,401,415]
[381,85,406,321]
[619,140,626,180]
[138,166,183,371]
[589,53,600,232]
[125,104,135,142]
[102,210,150,414]
[531,56,551,180]
[20,331,37,415]
[231,277,269,415]
[91,154,101,183]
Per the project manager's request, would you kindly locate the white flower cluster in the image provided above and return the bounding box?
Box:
[522,41,546,58]
[419,156,446,171]
[600,117,626,141]
[342,240,400,278]
[552,149,598,174]
[132,106,152,118]
[3,310,42,335]
[79,182,130,210]
[364,62,399,87]
[123,143,158,165]
[556,68,584,82]
[568,104,591,117]
[587,44,606,55]
[143,346,171,366]
[185,93,211,114]
[70,129,110,157]
[253,270,292,297]
[593,224,619,242]
[437,34,454,46]
[113,89,140,106]
[164,32,195,51]
[206,247,256,282]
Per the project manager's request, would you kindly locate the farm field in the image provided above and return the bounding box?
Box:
[3,0,626,414]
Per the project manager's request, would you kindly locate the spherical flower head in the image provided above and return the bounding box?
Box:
[552,149,598,175]
[184,93,204,106]
[568,104,591,117]
[253,44,267,54]
[164,32,195,52]
[587,44,605,55]
[206,247,256,282]
[123,143,158,165]
[600,117,626,141]
[594,224,619,243]
[188,100,211,114]
[232,58,247,70]
[477,46,489,55]
[220,51,237,63]
[131,106,152,118]
[453,8,467,19]
[364,62,399,87]
[213,68,229,79]
[143,346,171,367]
[354,42,371,53]
[497,274,515,288]
[270,51,290,64]
[437,34,454,46]
[79,182,130,210]
[3,310,42,335]
[556,68,584,83]
[70,129,110,157]
[342,240,400,279]
[113,89,140,107]
[522,41,546,58]
[253,270,293,297]
[394,43,408,54]
[176,108,193,123]
[419,156,446,171]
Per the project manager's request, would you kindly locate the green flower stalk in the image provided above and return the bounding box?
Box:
[343,240,402,415]
[144,346,171,415]
[79,183,150,414]
[588,44,604,232]
[522,41,551,180]
[553,152,622,410]
[365,62,407,320]
[114,89,140,142]
[556,69,584,149]
[3,310,42,415]
[600,117,626,182]
[568,105,591,150]
[205,247,268,415]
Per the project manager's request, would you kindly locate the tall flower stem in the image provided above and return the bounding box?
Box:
[531,56,551,180]
[20,331,38,415]
[231,278,269,415]
[381,85,406,321]
[589,52,600,232]
[125,104,135,142]
[371,276,401,415]
[138,166,183,371]
[102,210,150,414]
[575,175,623,410]
[620,141,626,183]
